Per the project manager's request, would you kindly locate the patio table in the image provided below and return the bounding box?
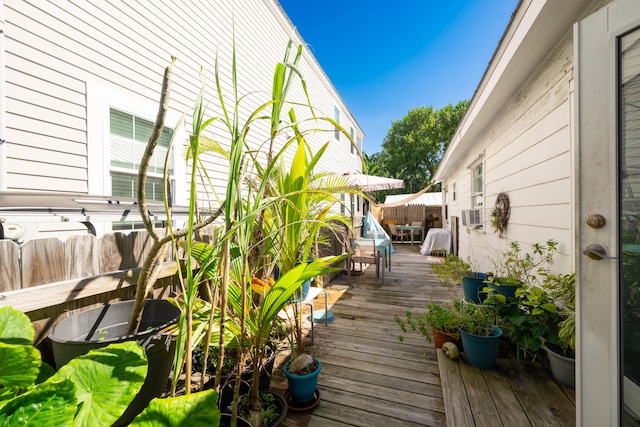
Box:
[420,228,453,255]
[354,237,392,283]
[395,225,424,245]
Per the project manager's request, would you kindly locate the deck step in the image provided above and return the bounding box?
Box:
[436,348,576,426]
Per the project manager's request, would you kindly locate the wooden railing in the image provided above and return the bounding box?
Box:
[0,230,181,342]
[0,226,348,342]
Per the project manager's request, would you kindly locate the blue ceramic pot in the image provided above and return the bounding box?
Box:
[488,281,518,299]
[283,358,321,404]
[462,272,488,303]
[460,327,502,369]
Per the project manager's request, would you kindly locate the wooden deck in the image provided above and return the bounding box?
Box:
[437,350,575,426]
[270,244,576,426]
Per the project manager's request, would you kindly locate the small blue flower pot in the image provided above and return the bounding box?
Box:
[460,327,502,369]
[283,358,321,404]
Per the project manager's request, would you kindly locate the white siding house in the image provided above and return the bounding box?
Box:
[0,1,363,236]
[433,0,640,423]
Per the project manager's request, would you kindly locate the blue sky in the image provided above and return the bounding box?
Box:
[278,1,519,154]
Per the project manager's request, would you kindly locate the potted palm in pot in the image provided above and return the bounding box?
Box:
[255,119,358,408]
[185,37,358,424]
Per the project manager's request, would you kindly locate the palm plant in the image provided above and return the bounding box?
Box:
[128,32,363,425]
[261,127,357,357]
[183,39,359,425]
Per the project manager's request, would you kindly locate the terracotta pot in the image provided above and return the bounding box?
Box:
[432,328,463,353]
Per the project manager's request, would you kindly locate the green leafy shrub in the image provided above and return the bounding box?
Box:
[488,240,558,287]
[395,300,464,342]
[431,255,473,286]
[459,302,500,336]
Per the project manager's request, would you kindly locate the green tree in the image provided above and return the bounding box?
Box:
[362,152,386,176]
[380,100,469,193]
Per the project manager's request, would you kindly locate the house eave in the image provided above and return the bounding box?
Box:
[434,0,593,183]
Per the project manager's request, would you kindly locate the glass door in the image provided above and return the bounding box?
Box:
[620,28,640,424]
[577,0,640,424]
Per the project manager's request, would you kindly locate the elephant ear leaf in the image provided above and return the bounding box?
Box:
[0,307,41,393]
[0,379,77,426]
[49,341,148,427]
[0,306,35,342]
[0,342,41,390]
[131,389,220,427]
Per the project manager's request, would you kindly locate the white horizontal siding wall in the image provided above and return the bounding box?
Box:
[443,32,574,275]
[3,0,362,214]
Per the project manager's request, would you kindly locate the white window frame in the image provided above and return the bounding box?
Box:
[349,125,355,155]
[469,158,484,230]
[86,80,186,232]
[452,180,457,201]
[471,161,484,209]
[333,104,341,141]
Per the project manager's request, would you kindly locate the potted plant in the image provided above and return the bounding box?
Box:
[180,35,360,425]
[485,240,558,299]
[253,116,358,409]
[541,272,576,388]
[431,254,488,302]
[483,282,560,361]
[283,353,322,408]
[395,300,464,353]
[459,302,502,369]
[47,61,189,425]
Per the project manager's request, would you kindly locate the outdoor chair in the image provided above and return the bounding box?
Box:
[349,238,381,282]
[388,223,410,242]
[278,284,330,346]
[411,221,423,242]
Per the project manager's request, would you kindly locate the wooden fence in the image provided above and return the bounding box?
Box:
[381,205,442,230]
[0,230,180,342]
[0,226,347,343]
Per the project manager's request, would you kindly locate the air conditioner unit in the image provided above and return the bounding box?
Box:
[461,209,482,227]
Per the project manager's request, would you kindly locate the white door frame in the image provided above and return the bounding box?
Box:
[576,0,640,424]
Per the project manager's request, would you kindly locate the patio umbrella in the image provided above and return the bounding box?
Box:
[343,172,404,192]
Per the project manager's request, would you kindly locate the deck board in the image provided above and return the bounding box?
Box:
[270,244,576,426]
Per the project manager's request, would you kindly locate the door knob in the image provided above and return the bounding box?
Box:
[586,214,606,229]
[583,244,612,260]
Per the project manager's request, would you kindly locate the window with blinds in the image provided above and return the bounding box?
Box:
[472,162,484,208]
[109,108,174,230]
[334,105,340,141]
[350,126,355,154]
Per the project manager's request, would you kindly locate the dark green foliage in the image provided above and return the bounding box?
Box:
[380,100,469,194]
[485,284,559,359]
